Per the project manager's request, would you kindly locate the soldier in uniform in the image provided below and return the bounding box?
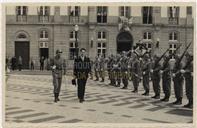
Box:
[150,54,162,99]
[181,52,193,108]
[94,56,100,81]
[111,56,121,87]
[51,49,64,103]
[142,54,151,96]
[172,54,184,105]
[121,51,129,89]
[99,55,105,82]
[160,55,171,102]
[107,55,114,85]
[131,54,141,93]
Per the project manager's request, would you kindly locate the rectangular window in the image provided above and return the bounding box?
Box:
[16,6,27,22]
[69,31,79,41]
[98,31,106,40]
[142,6,152,24]
[69,6,80,16]
[97,42,107,57]
[97,6,108,23]
[143,32,152,40]
[168,6,179,24]
[169,44,177,54]
[39,42,48,48]
[38,6,50,22]
[16,6,27,15]
[39,6,50,16]
[120,6,130,18]
[187,6,192,15]
[169,32,178,41]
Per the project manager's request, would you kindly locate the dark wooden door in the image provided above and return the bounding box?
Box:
[15,41,30,69]
[117,32,133,53]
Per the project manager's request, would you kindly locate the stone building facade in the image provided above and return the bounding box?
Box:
[6,5,194,69]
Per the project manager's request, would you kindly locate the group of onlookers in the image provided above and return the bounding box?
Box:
[6,56,66,72]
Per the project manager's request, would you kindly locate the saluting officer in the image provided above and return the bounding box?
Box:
[142,54,151,96]
[150,54,162,99]
[160,55,171,102]
[131,54,141,93]
[51,49,64,103]
[172,54,184,105]
[181,52,193,108]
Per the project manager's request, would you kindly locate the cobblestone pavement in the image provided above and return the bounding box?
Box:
[5,70,193,123]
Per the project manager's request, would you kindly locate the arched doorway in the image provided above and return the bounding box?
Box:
[15,31,30,69]
[117,31,133,53]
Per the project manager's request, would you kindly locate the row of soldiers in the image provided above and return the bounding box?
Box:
[92,49,193,109]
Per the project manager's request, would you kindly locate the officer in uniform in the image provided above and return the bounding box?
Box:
[121,51,129,89]
[142,54,151,96]
[160,55,171,102]
[172,54,184,105]
[150,54,162,99]
[181,52,193,108]
[131,54,141,93]
[51,49,64,103]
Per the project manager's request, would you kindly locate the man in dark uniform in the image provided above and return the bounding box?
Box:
[131,54,141,93]
[121,51,129,89]
[160,55,171,102]
[150,54,162,99]
[51,49,64,103]
[142,54,151,96]
[172,54,184,105]
[73,48,91,103]
[181,52,193,108]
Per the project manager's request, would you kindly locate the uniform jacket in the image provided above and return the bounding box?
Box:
[51,56,64,78]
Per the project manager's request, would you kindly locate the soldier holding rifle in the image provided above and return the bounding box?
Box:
[172,42,192,105]
[150,54,162,99]
[142,53,151,96]
[181,52,193,108]
[131,53,141,93]
[160,55,171,102]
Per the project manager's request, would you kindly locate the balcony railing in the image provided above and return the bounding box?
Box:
[168,17,179,25]
[16,15,27,22]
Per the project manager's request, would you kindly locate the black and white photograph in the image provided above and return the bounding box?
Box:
[2,2,195,128]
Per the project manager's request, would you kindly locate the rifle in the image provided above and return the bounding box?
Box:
[174,41,192,75]
[153,48,170,69]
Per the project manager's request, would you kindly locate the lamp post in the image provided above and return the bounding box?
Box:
[74,24,79,57]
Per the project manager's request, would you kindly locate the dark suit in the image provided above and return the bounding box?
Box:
[74,56,91,100]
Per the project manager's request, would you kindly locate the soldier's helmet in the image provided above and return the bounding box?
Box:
[143,53,149,60]
[185,51,193,60]
[174,54,181,60]
[153,54,160,59]
[56,49,62,54]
